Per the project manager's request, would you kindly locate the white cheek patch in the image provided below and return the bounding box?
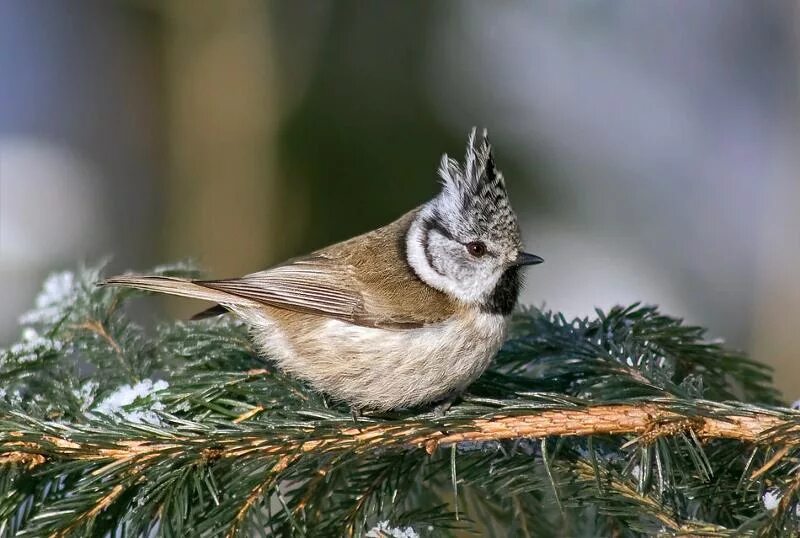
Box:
[406,201,503,304]
[407,223,451,293]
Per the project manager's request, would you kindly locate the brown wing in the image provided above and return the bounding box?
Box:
[199,257,366,323]
[197,210,458,328]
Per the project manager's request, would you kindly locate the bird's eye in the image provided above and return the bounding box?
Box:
[466,241,487,258]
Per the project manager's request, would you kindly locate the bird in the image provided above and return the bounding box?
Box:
[102,129,543,413]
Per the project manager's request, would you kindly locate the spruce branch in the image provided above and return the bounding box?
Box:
[0,263,798,537]
[2,402,798,468]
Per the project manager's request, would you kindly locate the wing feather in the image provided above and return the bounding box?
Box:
[199,261,365,322]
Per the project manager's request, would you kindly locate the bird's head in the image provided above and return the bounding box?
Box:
[406,128,543,313]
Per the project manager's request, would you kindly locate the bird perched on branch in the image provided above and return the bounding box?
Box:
[103,129,543,413]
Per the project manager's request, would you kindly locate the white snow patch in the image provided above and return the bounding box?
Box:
[631,465,642,480]
[763,488,781,511]
[366,521,418,538]
[5,332,63,364]
[94,379,169,425]
[19,271,76,325]
[22,327,39,341]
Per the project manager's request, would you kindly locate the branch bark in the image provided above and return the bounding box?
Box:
[412,403,796,454]
[3,402,798,466]
[305,402,798,455]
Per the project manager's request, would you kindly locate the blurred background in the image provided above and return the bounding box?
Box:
[1,1,799,397]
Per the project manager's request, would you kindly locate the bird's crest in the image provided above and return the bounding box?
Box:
[436,128,520,245]
[438,128,507,208]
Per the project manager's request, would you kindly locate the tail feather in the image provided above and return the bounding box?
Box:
[101,275,258,308]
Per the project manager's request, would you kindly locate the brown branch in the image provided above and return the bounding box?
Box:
[779,473,800,514]
[0,450,46,469]
[573,460,681,530]
[571,460,736,536]
[225,456,295,538]
[4,402,795,535]
[73,320,122,356]
[4,403,799,467]
[751,445,792,480]
[289,403,799,456]
[71,319,138,380]
[53,484,125,538]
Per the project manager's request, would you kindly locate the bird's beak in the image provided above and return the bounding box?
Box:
[513,251,544,267]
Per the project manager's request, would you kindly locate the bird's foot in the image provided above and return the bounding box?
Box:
[433,394,460,417]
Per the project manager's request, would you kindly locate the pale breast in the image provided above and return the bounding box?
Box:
[240,304,508,411]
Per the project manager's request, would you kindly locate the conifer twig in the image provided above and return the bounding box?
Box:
[3,402,798,466]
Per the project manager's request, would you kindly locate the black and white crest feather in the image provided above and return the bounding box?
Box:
[438,128,507,206]
[435,128,521,248]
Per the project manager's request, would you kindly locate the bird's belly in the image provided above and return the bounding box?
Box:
[248,309,507,411]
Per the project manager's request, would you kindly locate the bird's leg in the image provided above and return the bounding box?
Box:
[350,406,363,423]
[433,392,461,417]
